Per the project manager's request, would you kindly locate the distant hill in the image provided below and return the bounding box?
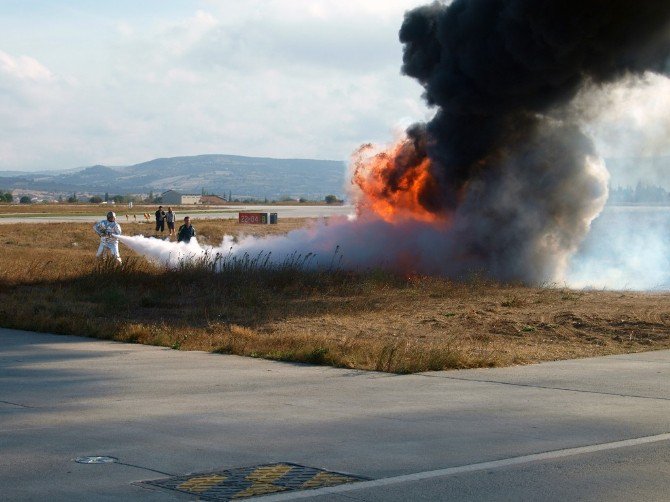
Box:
[0,154,348,200]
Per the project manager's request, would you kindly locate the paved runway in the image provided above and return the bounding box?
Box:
[0,205,354,224]
[2,328,669,501]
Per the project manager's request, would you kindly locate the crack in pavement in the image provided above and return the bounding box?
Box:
[0,399,33,409]
[418,374,670,402]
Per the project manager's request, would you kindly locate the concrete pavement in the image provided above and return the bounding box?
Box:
[1,328,669,501]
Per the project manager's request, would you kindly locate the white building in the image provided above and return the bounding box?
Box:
[161,190,201,205]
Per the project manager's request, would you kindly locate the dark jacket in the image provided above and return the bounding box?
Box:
[177,224,196,243]
[155,209,165,222]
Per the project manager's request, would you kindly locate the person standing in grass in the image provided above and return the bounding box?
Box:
[155,205,166,235]
[177,216,196,243]
[93,211,122,263]
[165,207,176,238]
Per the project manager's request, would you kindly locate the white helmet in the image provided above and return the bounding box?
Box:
[107,211,116,220]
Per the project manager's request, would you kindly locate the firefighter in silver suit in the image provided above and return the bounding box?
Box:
[93,211,122,263]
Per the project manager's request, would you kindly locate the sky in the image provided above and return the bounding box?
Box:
[0,0,431,171]
[1,0,668,183]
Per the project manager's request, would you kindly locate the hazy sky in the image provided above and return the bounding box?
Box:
[0,0,431,171]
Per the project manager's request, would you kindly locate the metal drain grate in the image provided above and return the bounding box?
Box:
[139,462,368,500]
[74,456,118,464]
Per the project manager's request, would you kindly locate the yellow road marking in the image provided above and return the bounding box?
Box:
[230,464,295,499]
[233,482,288,498]
[246,464,293,483]
[177,474,226,493]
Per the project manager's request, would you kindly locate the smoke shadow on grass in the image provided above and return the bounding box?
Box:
[0,255,406,334]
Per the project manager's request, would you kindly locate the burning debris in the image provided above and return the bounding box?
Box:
[122,0,670,285]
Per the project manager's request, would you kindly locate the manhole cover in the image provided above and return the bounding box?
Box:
[74,456,118,464]
[139,462,368,500]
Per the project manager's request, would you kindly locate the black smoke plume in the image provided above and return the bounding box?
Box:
[389,0,670,282]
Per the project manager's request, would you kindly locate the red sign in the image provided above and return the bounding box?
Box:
[238,212,268,224]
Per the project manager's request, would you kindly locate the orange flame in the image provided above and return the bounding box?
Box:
[352,140,447,224]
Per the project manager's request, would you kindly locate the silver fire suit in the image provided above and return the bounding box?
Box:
[93,219,122,263]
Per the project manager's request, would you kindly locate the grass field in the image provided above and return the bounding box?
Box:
[1,215,669,373]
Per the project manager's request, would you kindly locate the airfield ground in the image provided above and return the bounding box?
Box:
[1,210,669,373]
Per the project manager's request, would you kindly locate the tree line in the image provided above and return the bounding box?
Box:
[608,182,670,205]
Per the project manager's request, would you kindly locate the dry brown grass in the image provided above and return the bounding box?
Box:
[1,218,669,373]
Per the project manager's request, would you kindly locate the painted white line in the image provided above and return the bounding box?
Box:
[254,432,670,501]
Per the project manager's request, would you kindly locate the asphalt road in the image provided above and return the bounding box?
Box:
[0,205,354,224]
[2,328,669,501]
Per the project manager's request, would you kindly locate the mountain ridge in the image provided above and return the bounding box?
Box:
[0,154,348,199]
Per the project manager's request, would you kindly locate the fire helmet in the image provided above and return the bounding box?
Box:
[107,211,116,220]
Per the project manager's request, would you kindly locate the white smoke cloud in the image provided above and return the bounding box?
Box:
[566,207,670,290]
[120,203,670,291]
[575,73,670,188]
[118,216,458,276]
[563,74,670,290]
[582,73,670,159]
[117,235,210,267]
